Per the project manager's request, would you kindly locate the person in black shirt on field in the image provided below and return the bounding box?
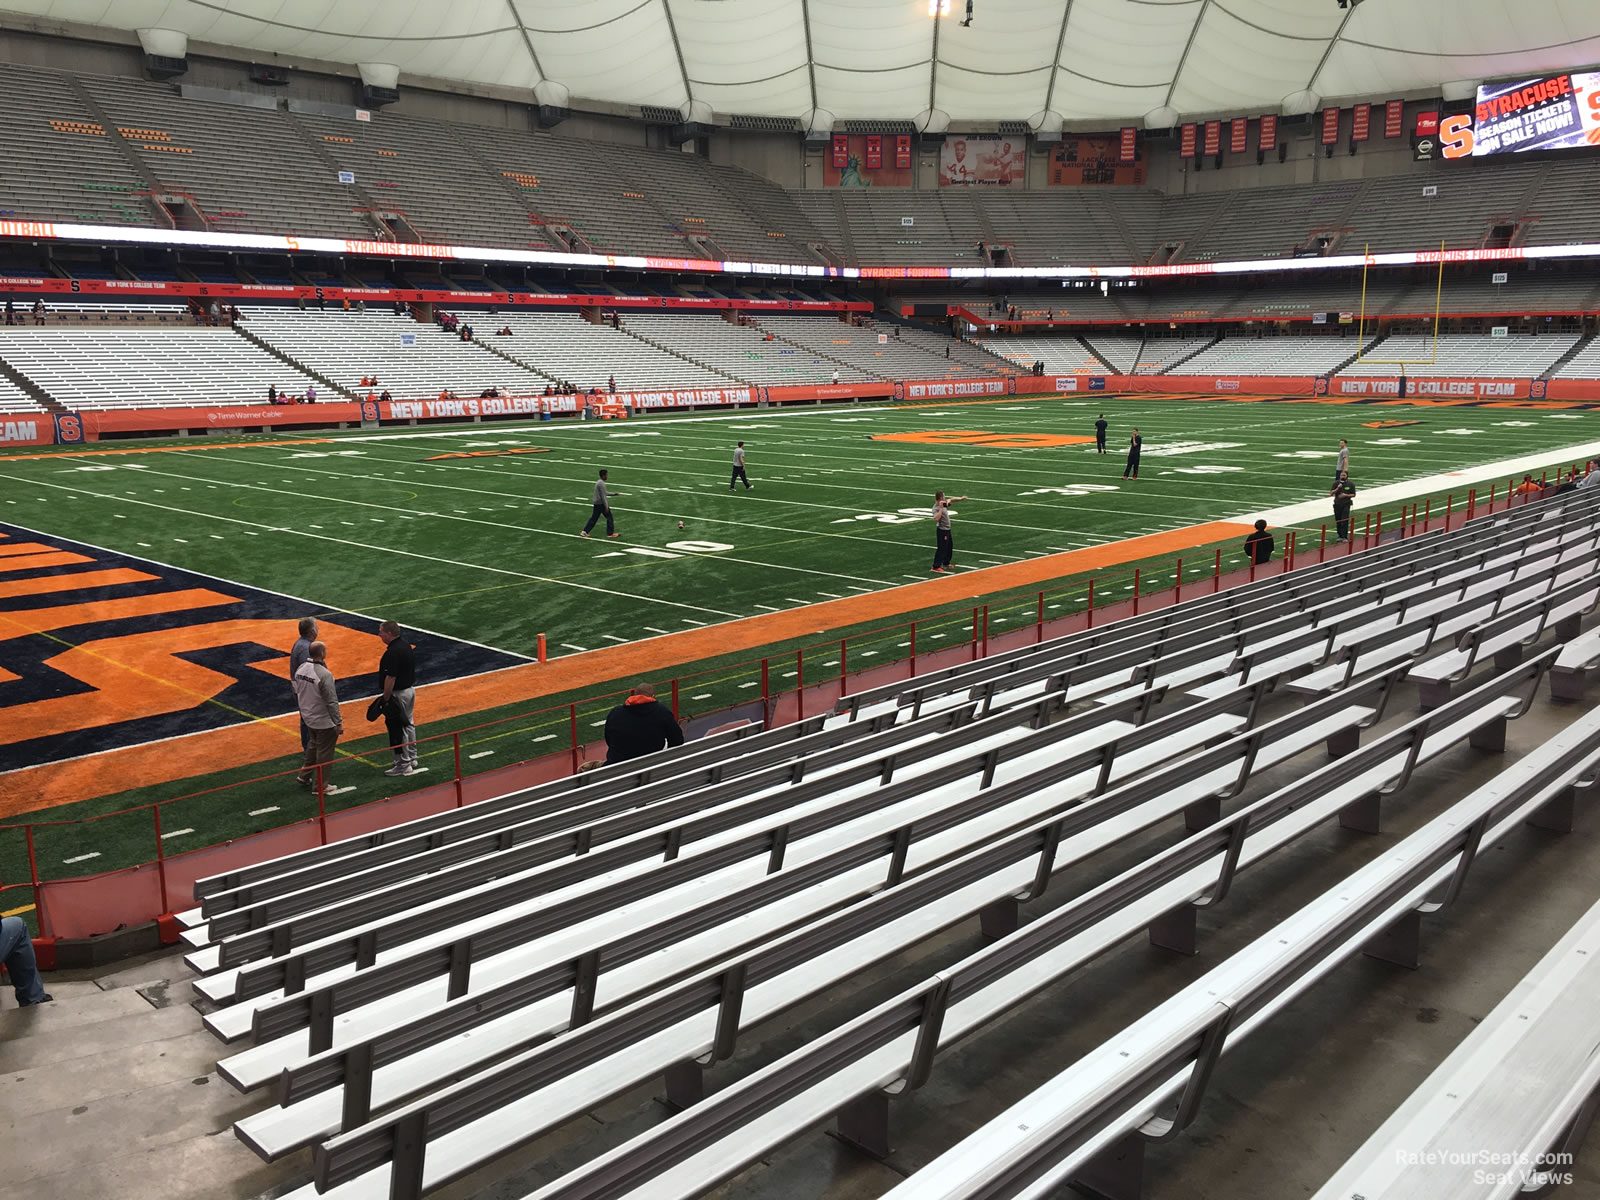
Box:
[377,620,418,776]
[1332,476,1356,542]
[1123,428,1142,480]
[1094,414,1108,454]
[1244,519,1274,565]
[604,683,685,765]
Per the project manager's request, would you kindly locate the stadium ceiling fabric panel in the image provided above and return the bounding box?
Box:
[11,0,1600,123]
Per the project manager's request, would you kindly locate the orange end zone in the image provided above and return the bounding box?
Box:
[0,520,1254,816]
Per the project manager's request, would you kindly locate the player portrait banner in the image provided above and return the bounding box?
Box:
[1229,117,1248,154]
[939,135,1025,185]
[823,133,912,187]
[894,133,912,169]
[1384,98,1404,138]
[1118,126,1137,162]
[830,133,848,169]
[1258,113,1277,151]
[1203,120,1221,156]
[1351,103,1371,142]
[1047,134,1146,186]
[1321,107,1341,144]
[1179,123,1197,158]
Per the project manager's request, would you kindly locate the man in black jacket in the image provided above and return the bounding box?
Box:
[603,683,685,764]
[1332,476,1356,542]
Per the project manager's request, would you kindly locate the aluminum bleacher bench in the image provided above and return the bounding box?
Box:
[1549,624,1600,701]
[458,656,1559,1200]
[1286,537,1600,703]
[194,688,1168,1034]
[1312,896,1600,1200]
[1405,567,1600,709]
[185,705,956,946]
[862,663,1594,1200]
[187,715,790,915]
[250,666,1404,1196]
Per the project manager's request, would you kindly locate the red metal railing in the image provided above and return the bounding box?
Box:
[0,484,1541,939]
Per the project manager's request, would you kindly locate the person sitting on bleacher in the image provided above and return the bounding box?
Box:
[379,388,391,404]
[0,916,51,1007]
[603,683,685,765]
[1516,474,1546,497]
[32,298,45,325]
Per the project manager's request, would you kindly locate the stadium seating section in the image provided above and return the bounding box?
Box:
[7,63,1600,269]
[165,488,1600,1200]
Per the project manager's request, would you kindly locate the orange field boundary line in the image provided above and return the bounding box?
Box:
[0,519,1253,816]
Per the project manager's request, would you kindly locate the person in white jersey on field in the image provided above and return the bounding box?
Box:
[730,441,753,491]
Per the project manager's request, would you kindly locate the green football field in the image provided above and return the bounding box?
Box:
[6,394,1596,656]
[2,392,1598,911]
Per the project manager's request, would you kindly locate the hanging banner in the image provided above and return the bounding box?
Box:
[1321,107,1341,144]
[939,136,1025,185]
[1351,103,1371,142]
[1203,120,1222,156]
[895,133,912,169]
[1259,113,1277,151]
[1047,135,1145,186]
[830,134,848,169]
[1229,117,1248,154]
[823,134,912,187]
[1180,123,1197,158]
[1119,126,1137,162]
[1384,98,1404,138]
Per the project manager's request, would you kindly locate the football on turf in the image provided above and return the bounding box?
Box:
[678,521,685,529]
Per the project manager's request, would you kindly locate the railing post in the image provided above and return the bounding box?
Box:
[1213,547,1221,592]
[1319,523,1327,551]
[981,605,989,655]
[452,732,464,807]
[970,607,979,660]
[1174,557,1183,602]
[315,761,328,844]
[1445,492,1453,530]
[796,650,805,720]
[670,677,679,719]
[568,703,579,773]
[1284,530,1295,572]
[152,801,171,916]
[760,657,771,728]
[1467,487,1477,519]
[839,638,847,696]
[1086,577,1095,626]
[1489,482,1497,508]
[1036,591,1045,642]
[1132,567,1141,615]
[909,623,917,676]
[24,824,43,933]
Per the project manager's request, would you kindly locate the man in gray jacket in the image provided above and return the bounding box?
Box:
[293,641,342,789]
[290,615,317,752]
[580,469,618,538]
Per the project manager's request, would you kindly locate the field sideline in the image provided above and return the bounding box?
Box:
[2,391,1599,903]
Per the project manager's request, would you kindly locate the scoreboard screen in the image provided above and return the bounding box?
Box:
[1443,70,1600,157]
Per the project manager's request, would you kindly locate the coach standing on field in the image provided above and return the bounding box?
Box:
[1094,414,1108,454]
[931,490,968,574]
[293,642,342,790]
[730,441,753,491]
[1332,476,1356,542]
[377,620,418,777]
[581,469,617,537]
[1123,428,1142,480]
[290,616,317,752]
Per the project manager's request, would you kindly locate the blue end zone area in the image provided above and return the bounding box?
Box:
[0,522,525,771]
